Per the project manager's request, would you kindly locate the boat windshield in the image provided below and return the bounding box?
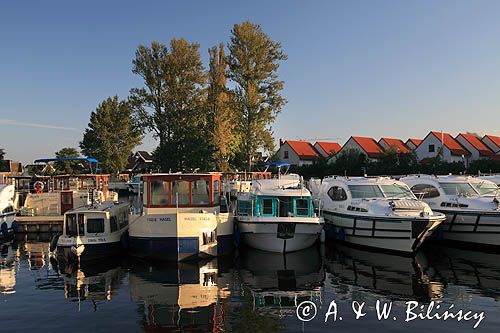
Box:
[439,182,478,196]
[348,185,384,199]
[380,184,415,199]
[471,181,499,197]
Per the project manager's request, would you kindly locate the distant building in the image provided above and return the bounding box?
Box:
[126,151,154,173]
[378,138,410,154]
[277,140,319,166]
[405,138,422,150]
[415,131,470,164]
[0,160,24,184]
[330,136,384,163]
[313,141,342,159]
[455,133,494,161]
[482,134,500,154]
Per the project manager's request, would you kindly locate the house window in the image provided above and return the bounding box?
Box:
[284,151,289,159]
[428,144,435,153]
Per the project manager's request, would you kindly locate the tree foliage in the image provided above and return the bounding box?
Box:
[131,39,207,171]
[80,96,142,174]
[206,43,239,171]
[227,21,287,170]
[54,147,80,174]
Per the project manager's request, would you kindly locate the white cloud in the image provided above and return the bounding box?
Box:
[0,118,77,131]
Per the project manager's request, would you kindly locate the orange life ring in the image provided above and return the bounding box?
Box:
[34,181,44,194]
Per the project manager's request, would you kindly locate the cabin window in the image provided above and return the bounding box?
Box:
[192,179,210,205]
[2,206,13,214]
[110,216,118,232]
[61,192,72,205]
[172,180,190,205]
[295,199,309,216]
[119,211,129,229]
[428,144,435,153]
[262,198,274,216]
[78,214,85,236]
[410,184,440,198]
[87,218,104,234]
[284,151,289,159]
[327,186,348,201]
[439,182,477,196]
[213,180,220,205]
[238,200,252,215]
[66,214,77,237]
[348,185,384,199]
[380,184,415,199]
[150,180,169,206]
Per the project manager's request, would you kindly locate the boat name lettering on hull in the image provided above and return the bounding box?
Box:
[147,217,172,222]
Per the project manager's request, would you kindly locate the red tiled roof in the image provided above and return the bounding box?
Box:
[315,141,341,157]
[286,141,319,160]
[406,138,422,148]
[430,131,471,156]
[483,134,500,148]
[457,133,494,157]
[379,138,410,154]
[351,136,384,158]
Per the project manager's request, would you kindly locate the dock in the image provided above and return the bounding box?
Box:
[15,215,63,233]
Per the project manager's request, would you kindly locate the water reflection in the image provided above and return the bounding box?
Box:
[238,246,324,321]
[324,243,444,302]
[424,246,500,301]
[0,241,17,295]
[129,258,231,332]
[57,259,126,306]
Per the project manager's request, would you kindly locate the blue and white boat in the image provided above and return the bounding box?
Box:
[309,176,445,254]
[235,163,324,253]
[129,173,233,261]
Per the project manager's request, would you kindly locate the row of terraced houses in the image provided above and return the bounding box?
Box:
[276,132,500,166]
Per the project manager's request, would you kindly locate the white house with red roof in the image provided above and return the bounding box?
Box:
[415,131,471,164]
[277,140,319,166]
[313,141,341,159]
[378,138,410,154]
[329,136,384,163]
[455,133,494,161]
[405,138,422,150]
[482,134,500,154]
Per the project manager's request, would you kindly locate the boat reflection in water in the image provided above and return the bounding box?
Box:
[129,258,231,332]
[238,246,324,319]
[56,258,126,307]
[324,243,444,302]
[424,246,500,300]
[0,241,18,295]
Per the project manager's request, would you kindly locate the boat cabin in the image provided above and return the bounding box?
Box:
[142,173,223,208]
[63,202,129,238]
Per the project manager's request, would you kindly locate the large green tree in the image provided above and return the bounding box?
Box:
[55,147,80,174]
[206,43,239,171]
[80,96,142,173]
[227,21,287,170]
[131,39,207,171]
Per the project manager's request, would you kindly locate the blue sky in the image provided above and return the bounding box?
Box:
[1,0,500,163]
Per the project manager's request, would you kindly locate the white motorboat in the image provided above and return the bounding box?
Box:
[401,175,500,248]
[0,184,16,237]
[55,201,132,261]
[129,173,234,261]
[235,164,324,253]
[309,176,446,254]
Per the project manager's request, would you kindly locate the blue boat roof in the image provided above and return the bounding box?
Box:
[34,157,99,164]
[255,162,291,167]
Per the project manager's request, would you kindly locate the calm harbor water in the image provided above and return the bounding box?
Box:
[1,235,500,332]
